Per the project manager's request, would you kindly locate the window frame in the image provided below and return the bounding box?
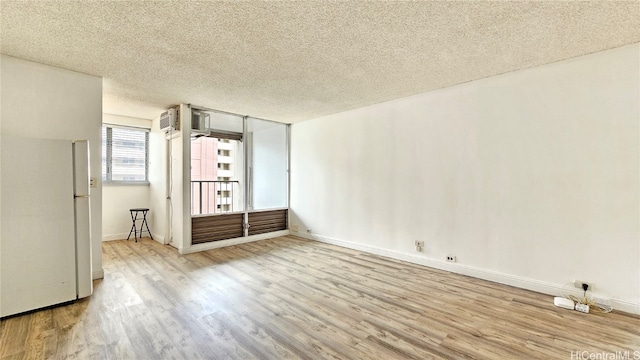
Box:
[102,124,150,186]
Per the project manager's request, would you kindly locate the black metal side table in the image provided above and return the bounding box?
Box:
[127,208,153,242]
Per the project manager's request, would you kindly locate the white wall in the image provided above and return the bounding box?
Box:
[149,105,185,251]
[119,109,188,248]
[290,44,640,313]
[102,186,150,240]
[148,105,190,251]
[1,55,104,279]
[102,114,152,241]
[149,114,167,244]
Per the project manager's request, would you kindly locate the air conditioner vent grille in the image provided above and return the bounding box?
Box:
[160,107,179,131]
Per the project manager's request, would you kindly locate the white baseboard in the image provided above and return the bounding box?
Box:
[102,233,129,241]
[293,232,640,315]
[181,230,291,254]
[151,233,166,245]
[92,269,104,280]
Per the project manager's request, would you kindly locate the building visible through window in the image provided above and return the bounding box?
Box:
[191,136,241,215]
[102,126,149,183]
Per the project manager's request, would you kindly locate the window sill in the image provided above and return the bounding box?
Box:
[103,181,150,186]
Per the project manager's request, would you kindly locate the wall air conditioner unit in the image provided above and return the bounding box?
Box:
[160,108,179,131]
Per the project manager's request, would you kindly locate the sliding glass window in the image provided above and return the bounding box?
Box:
[190,107,289,244]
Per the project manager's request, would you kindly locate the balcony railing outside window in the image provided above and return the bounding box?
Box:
[191,180,240,215]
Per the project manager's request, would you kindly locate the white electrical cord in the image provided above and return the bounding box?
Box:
[560,282,613,313]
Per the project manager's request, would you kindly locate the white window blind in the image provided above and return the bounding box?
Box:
[102,125,149,183]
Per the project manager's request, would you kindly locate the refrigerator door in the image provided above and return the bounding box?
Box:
[73,140,93,299]
[1,136,77,317]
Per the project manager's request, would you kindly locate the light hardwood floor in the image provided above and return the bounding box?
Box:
[1,236,639,359]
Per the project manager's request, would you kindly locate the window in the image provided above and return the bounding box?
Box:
[102,125,149,183]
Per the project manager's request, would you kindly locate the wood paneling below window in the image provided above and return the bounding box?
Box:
[248,209,287,236]
[191,213,244,244]
[191,209,288,244]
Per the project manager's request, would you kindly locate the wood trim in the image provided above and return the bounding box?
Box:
[248,209,287,236]
[191,213,244,244]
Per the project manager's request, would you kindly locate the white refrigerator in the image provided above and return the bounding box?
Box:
[1,136,93,317]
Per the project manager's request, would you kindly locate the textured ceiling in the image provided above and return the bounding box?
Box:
[1,1,639,123]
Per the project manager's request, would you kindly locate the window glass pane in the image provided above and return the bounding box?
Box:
[190,136,244,215]
[190,109,244,215]
[110,128,147,181]
[247,118,287,210]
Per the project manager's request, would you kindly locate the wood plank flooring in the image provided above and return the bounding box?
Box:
[1,235,639,359]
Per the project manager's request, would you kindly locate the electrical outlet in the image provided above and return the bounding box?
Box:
[291,224,299,232]
[415,240,424,252]
[446,255,456,262]
[574,280,592,292]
